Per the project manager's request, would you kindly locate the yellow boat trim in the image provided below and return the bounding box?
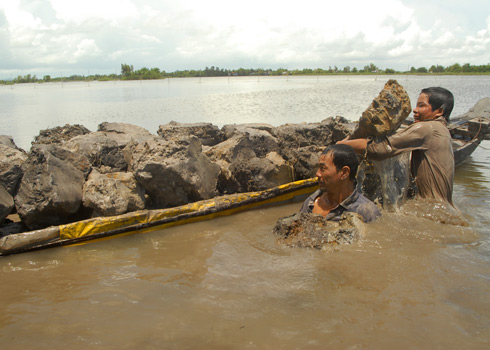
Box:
[59,178,318,243]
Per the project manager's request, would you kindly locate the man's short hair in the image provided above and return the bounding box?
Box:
[322,144,359,181]
[421,87,454,122]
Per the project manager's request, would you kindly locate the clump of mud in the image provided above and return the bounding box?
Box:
[273,212,365,249]
[351,80,413,210]
[351,79,411,140]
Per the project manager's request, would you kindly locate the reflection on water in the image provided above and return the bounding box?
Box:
[0,78,489,349]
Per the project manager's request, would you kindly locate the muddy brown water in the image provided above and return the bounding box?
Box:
[1,76,489,349]
[1,144,489,349]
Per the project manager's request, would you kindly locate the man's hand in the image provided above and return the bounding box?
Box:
[336,137,368,154]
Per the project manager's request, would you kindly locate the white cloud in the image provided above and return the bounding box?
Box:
[169,0,422,68]
[434,32,456,46]
[75,38,101,58]
[49,0,138,23]
[0,0,489,77]
[2,0,40,29]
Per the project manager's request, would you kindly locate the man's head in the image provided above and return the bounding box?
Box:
[414,87,454,122]
[316,144,359,192]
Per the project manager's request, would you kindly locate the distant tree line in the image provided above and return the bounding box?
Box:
[120,63,164,80]
[2,62,490,85]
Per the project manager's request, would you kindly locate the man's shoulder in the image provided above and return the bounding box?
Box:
[352,192,378,210]
[299,189,322,213]
[405,120,434,135]
[348,191,381,222]
[409,118,449,133]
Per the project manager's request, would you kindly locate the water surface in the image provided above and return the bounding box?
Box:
[0,76,489,349]
[2,75,489,151]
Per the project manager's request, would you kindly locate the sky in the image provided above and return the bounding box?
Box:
[0,0,489,78]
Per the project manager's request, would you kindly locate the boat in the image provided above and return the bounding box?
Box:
[0,178,319,256]
[2,111,489,256]
[450,117,489,166]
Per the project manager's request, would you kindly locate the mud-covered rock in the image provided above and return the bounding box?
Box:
[0,135,23,150]
[64,132,128,172]
[351,79,411,139]
[205,129,289,193]
[33,124,91,145]
[272,117,351,150]
[272,117,352,179]
[221,123,275,139]
[206,128,280,163]
[273,212,364,249]
[14,144,91,230]
[229,151,294,193]
[0,185,14,225]
[158,121,224,146]
[97,122,154,148]
[0,143,28,196]
[287,145,323,180]
[82,170,146,216]
[130,136,220,208]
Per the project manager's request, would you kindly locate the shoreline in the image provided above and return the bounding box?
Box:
[3,72,490,85]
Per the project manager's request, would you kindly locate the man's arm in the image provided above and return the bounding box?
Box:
[336,137,368,154]
[338,122,430,160]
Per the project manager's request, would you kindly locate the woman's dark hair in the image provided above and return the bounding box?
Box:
[421,87,454,122]
[322,144,359,181]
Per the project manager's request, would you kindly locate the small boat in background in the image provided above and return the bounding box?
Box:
[449,97,490,166]
[450,116,490,167]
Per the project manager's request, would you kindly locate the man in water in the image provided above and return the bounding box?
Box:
[339,87,455,205]
[300,144,380,222]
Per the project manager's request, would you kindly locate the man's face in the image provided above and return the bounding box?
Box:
[316,153,342,192]
[413,93,442,122]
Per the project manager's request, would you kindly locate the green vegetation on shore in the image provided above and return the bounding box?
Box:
[3,62,490,85]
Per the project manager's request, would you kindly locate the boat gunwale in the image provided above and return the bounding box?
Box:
[0,178,319,256]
